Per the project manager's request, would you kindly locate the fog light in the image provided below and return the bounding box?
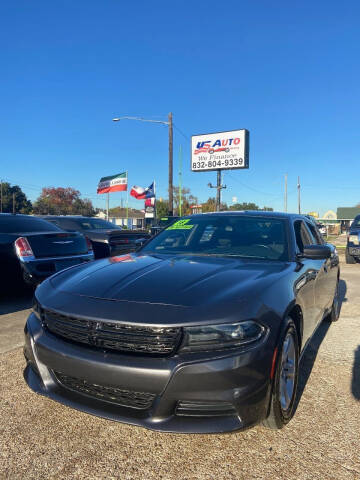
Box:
[176,401,237,417]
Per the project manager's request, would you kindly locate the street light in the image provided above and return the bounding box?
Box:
[112,114,174,216]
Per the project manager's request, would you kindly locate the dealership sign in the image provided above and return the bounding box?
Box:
[191,129,249,172]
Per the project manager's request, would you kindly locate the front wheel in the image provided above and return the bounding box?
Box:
[263,320,299,430]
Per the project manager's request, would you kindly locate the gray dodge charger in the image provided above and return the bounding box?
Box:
[24,212,340,433]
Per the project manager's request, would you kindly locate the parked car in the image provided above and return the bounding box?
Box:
[345,214,360,264]
[39,216,150,259]
[24,212,340,433]
[0,214,94,287]
[316,223,327,236]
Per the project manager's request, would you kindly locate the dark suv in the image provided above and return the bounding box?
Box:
[346,215,360,263]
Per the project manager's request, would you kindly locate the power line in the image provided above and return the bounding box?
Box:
[226,173,285,198]
[173,123,190,141]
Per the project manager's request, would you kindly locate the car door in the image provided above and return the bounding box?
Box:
[302,220,332,327]
[306,220,338,314]
[293,220,324,341]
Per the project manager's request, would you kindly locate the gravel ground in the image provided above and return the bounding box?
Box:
[0,261,359,480]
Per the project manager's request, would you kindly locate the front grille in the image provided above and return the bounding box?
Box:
[54,371,156,409]
[43,309,181,355]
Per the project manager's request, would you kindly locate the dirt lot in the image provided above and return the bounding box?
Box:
[0,259,359,480]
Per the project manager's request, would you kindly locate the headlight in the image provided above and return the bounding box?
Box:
[349,234,359,245]
[179,321,266,353]
[32,298,43,321]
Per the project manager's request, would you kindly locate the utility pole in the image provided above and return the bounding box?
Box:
[168,112,173,216]
[208,170,227,211]
[112,113,174,217]
[12,192,15,214]
[284,173,288,213]
[179,144,183,217]
[297,176,301,214]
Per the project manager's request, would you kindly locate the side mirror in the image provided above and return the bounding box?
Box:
[302,245,331,260]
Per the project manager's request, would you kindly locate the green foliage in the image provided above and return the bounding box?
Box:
[156,199,169,218]
[228,202,273,212]
[202,197,227,212]
[0,182,32,214]
[108,207,143,218]
[173,186,198,215]
[33,187,95,216]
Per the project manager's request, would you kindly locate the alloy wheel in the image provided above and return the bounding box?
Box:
[279,332,297,411]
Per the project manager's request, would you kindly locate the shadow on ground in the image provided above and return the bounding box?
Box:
[294,279,347,411]
[352,346,360,401]
[0,285,33,315]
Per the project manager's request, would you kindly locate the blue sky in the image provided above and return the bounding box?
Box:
[1,0,360,216]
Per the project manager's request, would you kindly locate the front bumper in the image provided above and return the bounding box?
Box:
[20,253,94,285]
[24,313,273,433]
[347,246,360,257]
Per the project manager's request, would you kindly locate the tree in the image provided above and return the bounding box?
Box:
[0,182,32,214]
[228,202,273,211]
[201,197,228,212]
[33,187,95,216]
[173,186,198,215]
[156,199,169,218]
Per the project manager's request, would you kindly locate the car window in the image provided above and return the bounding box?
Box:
[72,218,121,230]
[306,222,323,245]
[0,216,62,233]
[294,220,313,252]
[351,217,360,228]
[141,215,289,261]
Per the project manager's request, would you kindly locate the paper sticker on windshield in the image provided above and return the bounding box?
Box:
[166,219,194,230]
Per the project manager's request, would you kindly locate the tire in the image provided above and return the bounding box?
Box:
[325,279,340,322]
[345,249,356,264]
[263,320,299,430]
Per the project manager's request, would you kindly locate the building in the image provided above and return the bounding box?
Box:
[96,208,145,229]
[336,207,360,231]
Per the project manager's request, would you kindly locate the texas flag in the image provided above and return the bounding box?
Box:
[130,182,155,200]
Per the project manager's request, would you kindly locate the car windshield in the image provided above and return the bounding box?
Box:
[158,217,180,228]
[0,216,62,233]
[141,215,289,260]
[73,218,121,230]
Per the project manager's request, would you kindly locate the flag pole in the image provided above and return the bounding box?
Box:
[126,171,129,228]
[106,193,109,221]
[154,179,156,221]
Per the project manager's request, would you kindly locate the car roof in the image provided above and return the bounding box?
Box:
[187,211,308,221]
[39,216,93,220]
[0,213,49,220]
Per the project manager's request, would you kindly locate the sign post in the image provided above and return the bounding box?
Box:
[191,129,249,211]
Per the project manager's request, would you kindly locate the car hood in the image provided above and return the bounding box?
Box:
[35,253,292,326]
[48,253,289,305]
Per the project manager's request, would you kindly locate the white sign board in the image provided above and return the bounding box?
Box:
[191,129,249,172]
